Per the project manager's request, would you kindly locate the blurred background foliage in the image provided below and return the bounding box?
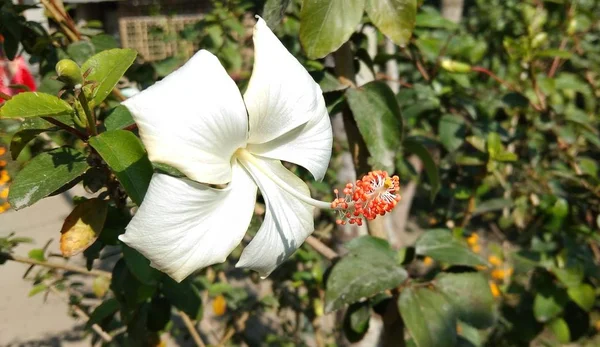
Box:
[1,0,600,346]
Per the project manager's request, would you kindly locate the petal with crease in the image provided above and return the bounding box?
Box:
[244,17,332,181]
[123,50,248,185]
[236,156,314,277]
[119,163,257,282]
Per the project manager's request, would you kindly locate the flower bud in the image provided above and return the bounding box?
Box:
[55,59,83,86]
[531,32,547,49]
[440,59,472,73]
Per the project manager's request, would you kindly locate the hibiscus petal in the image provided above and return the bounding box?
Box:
[119,163,257,282]
[244,17,332,181]
[236,155,314,277]
[123,50,248,185]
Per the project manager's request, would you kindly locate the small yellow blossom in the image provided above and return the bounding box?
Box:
[0,202,10,213]
[0,188,8,199]
[466,233,479,246]
[489,281,501,297]
[0,147,6,156]
[0,160,6,167]
[488,255,503,267]
[491,267,513,281]
[472,244,481,253]
[212,295,227,316]
[423,256,434,266]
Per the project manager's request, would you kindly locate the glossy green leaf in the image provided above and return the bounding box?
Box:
[67,41,95,65]
[91,34,119,52]
[567,283,595,312]
[403,137,440,201]
[28,283,48,297]
[398,287,457,347]
[8,147,89,210]
[81,48,137,106]
[343,301,371,342]
[262,0,290,29]
[365,0,416,46]
[162,276,203,320]
[415,229,486,267]
[89,130,153,205]
[104,105,135,131]
[438,114,465,152]
[325,236,408,312]
[346,81,403,173]
[122,245,162,285]
[28,248,45,262]
[548,317,570,343]
[87,298,120,327]
[533,289,567,322]
[300,0,366,59]
[0,92,73,119]
[435,272,496,328]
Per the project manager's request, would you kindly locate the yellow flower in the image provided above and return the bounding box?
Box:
[0,147,6,156]
[0,160,6,167]
[423,256,434,266]
[489,281,501,297]
[0,202,9,213]
[466,233,479,246]
[472,244,481,253]
[0,188,8,199]
[212,295,227,316]
[488,255,503,267]
[491,267,513,281]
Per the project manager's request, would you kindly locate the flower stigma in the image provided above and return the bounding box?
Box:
[331,170,401,226]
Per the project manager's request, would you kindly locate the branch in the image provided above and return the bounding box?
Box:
[305,236,338,260]
[1,252,111,277]
[179,311,207,347]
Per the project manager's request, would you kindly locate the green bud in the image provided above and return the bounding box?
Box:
[55,59,83,86]
[567,19,577,36]
[440,59,472,73]
[531,32,548,49]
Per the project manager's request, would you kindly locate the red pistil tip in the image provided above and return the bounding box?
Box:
[331,170,401,225]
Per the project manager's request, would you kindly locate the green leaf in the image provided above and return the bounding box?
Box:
[28,248,46,262]
[300,0,366,59]
[438,114,465,152]
[343,301,371,342]
[473,198,512,216]
[552,264,584,288]
[28,283,48,297]
[104,105,134,131]
[262,0,290,29]
[486,132,502,158]
[325,236,408,312]
[89,130,153,205]
[567,284,595,312]
[415,229,486,267]
[8,147,90,210]
[346,81,403,173]
[162,276,203,320]
[122,245,162,285]
[0,92,73,119]
[398,287,457,347]
[87,298,120,327]
[81,48,137,106]
[365,0,416,46]
[10,116,74,160]
[435,272,496,329]
[533,289,568,322]
[548,317,570,344]
[403,137,441,201]
[91,34,119,52]
[67,41,95,65]
[147,296,171,332]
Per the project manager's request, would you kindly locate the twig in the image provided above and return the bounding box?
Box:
[48,286,112,342]
[1,252,111,277]
[42,116,88,141]
[305,236,338,260]
[548,38,568,78]
[179,311,206,347]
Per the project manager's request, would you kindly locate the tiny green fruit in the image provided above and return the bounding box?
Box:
[56,59,83,86]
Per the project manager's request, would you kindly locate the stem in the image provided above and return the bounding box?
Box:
[305,236,338,260]
[179,311,207,347]
[77,90,97,136]
[1,251,111,277]
[42,116,88,141]
[48,286,113,342]
[39,0,80,43]
[236,149,332,210]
